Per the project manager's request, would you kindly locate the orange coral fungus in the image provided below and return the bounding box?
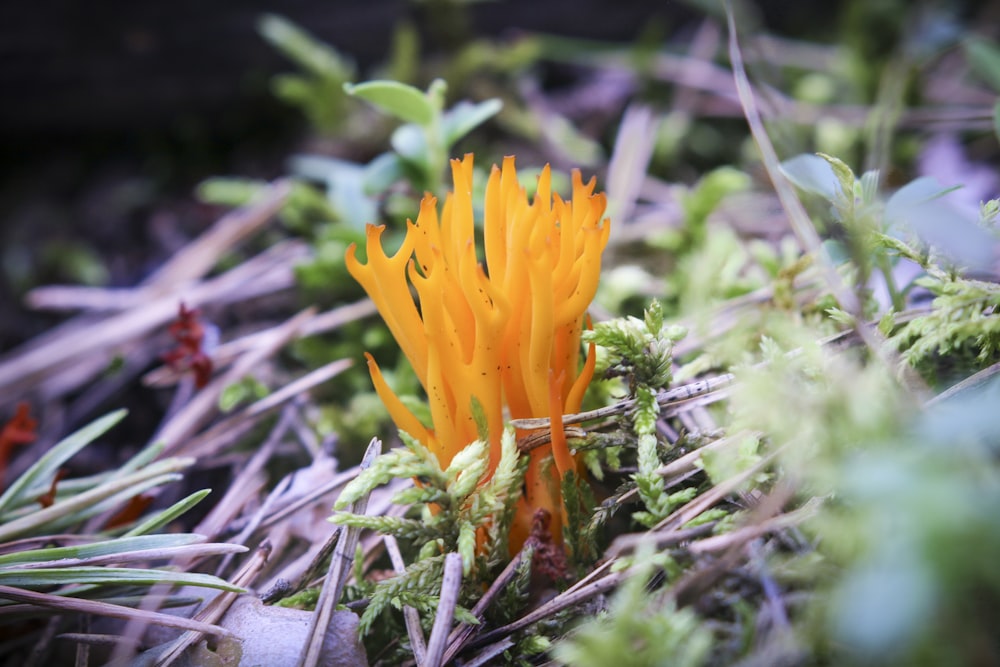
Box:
[346,154,610,549]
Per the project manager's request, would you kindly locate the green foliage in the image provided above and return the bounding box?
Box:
[218,374,270,412]
[878,213,1000,373]
[559,471,598,569]
[350,554,475,635]
[890,271,1000,369]
[585,301,695,527]
[585,300,686,392]
[552,548,711,667]
[331,426,526,633]
[732,322,906,493]
[696,432,763,486]
[805,377,1000,666]
[259,14,356,133]
[342,77,502,198]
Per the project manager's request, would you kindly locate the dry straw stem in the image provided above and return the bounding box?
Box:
[0,240,304,405]
[177,357,352,460]
[0,584,231,637]
[464,451,782,650]
[384,535,428,665]
[509,374,735,430]
[442,545,532,664]
[144,297,376,386]
[423,552,464,667]
[584,30,994,132]
[297,436,382,667]
[612,431,758,507]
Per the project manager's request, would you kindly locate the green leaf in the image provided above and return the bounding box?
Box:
[343,80,434,125]
[122,489,211,537]
[259,14,353,80]
[195,177,267,207]
[817,152,856,201]
[0,459,191,543]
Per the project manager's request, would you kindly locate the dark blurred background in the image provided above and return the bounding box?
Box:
[0,0,992,351]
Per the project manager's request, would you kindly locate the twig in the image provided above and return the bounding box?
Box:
[153,541,272,667]
[176,358,352,459]
[510,374,735,430]
[442,545,531,665]
[463,638,516,667]
[423,552,463,667]
[297,437,381,667]
[144,180,291,289]
[0,239,306,403]
[686,497,821,555]
[925,360,1000,406]
[384,535,427,665]
[468,567,625,649]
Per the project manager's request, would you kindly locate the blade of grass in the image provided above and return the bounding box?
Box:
[723,1,927,399]
[8,543,246,570]
[298,436,381,667]
[122,489,212,538]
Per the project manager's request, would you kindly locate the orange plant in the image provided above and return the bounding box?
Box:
[346,154,610,549]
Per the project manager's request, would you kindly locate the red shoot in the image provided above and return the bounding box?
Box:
[103,493,154,530]
[0,403,38,490]
[37,469,68,509]
[162,302,214,389]
[527,508,570,583]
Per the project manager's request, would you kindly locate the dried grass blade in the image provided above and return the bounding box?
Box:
[442,545,531,665]
[297,436,382,667]
[0,584,230,637]
[423,552,463,667]
[384,535,427,665]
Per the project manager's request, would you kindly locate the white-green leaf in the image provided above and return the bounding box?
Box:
[123,489,211,537]
[780,153,840,199]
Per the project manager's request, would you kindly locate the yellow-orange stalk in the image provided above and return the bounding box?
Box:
[346,154,610,549]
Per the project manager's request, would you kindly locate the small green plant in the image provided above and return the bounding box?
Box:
[552,546,710,667]
[331,426,526,633]
[258,14,357,134]
[584,301,694,526]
